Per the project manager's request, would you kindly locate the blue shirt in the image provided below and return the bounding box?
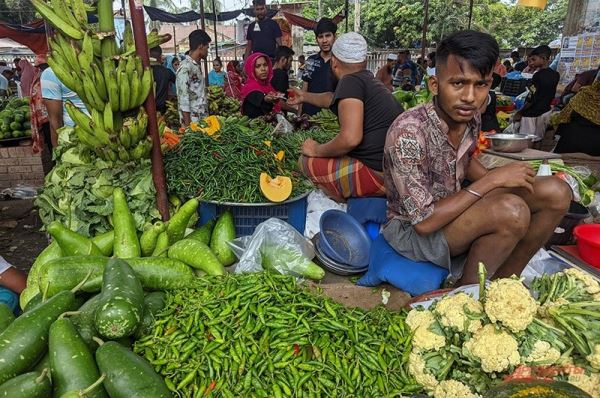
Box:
[41,67,88,126]
[208,70,225,87]
[0,75,8,92]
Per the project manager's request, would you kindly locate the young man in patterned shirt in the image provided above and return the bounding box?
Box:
[177,29,211,127]
[383,30,571,286]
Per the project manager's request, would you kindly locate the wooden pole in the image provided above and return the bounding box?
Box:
[128,0,170,221]
[173,25,177,54]
[212,0,219,58]
[421,0,429,61]
[121,0,127,21]
[468,0,474,29]
[354,0,360,32]
[344,0,349,31]
[199,0,209,84]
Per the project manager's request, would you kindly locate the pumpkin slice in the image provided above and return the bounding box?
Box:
[260,173,292,203]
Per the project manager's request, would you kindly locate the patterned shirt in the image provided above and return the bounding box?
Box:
[383,102,481,225]
[176,56,207,122]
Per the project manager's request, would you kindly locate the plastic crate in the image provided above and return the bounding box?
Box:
[198,193,309,236]
[500,78,530,97]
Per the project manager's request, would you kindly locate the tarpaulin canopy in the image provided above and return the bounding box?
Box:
[0,20,48,55]
[143,5,277,23]
[282,12,346,31]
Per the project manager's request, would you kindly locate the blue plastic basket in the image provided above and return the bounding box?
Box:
[198,193,309,237]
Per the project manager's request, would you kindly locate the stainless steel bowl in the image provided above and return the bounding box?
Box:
[485,133,535,153]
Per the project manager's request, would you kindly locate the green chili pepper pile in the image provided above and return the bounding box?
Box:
[133,273,420,398]
[164,115,337,203]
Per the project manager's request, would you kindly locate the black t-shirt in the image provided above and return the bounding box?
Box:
[521,68,560,117]
[481,91,501,132]
[152,64,176,112]
[242,91,274,119]
[514,61,527,72]
[246,19,282,59]
[271,68,289,94]
[302,53,334,116]
[331,70,404,172]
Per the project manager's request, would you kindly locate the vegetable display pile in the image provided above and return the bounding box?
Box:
[164,115,337,203]
[207,86,241,117]
[36,138,159,237]
[392,77,433,110]
[405,264,600,398]
[530,161,598,206]
[0,96,32,140]
[133,272,419,398]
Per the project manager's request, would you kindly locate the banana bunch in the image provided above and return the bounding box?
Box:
[121,24,172,56]
[31,0,93,41]
[207,86,241,117]
[163,100,180,129]
[67,102,152,162]
[111,55,153,113]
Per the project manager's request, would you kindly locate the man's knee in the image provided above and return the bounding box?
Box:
[535,176,572,212]
[491,194,531,237]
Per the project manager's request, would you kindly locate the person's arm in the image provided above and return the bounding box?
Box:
[297,81,309,115]
[176,67,192,127]
[288,87,333,109]
[0,267,27,294]
[301,98,363,157]
[43,99,62,147]
[413,161,536,235]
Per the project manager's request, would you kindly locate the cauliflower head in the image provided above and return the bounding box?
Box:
[586,344,600,370]
[406,309,446,352]
[565,268,600,300]
[434,293,483,333]
[408,351,439,392]
[484,278,538,333]
[434,380,480,398]
[568,373,600,398]
[523,340,561,366]
[463,324,520,373]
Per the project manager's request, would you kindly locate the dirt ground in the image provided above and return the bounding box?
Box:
[0,198,48,273]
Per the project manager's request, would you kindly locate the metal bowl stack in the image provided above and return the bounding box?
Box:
[312,234,368,276]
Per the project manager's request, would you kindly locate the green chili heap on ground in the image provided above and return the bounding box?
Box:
[163,116,337,203]
[133,273,419,398]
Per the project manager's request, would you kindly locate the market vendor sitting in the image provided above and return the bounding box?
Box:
[288,32,403,202]
[383,30,571,286]
[241,53,282,119]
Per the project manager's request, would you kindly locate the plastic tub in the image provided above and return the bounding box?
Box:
[573,224,600,268]
[546,201,590,247]
[319,210,371,268]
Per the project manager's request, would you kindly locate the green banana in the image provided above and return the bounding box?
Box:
[103,102,114,132]
[47,57,80,93]
[117,146,130,162]
[137,67,153,107]
[105,67,120,113]
[70,0,88,26]
[125,56,136,86]
[123,21,134,54]
[54,34,80,72]
[66,102,94,136]
[92,36,102,57]
[134,56,143,78]
[119,70,130,112]
[103,147,117,162]
[91,108,105,132]
[78,32,94,70]
[91,63,108,102]
[32,0,83,40]
[119,125,132,149]
[137,109,148,143]
[129,69,141,110]
[82,71,105,112]
[75,125,102,148]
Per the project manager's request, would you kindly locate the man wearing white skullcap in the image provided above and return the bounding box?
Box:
[376,53,397,91]
[288,32,403,201]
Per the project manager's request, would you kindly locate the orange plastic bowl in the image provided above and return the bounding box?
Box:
[573,224,600,268]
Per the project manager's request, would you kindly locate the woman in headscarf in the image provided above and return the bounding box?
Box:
[224,60,242,100]
[18,59,35,97]
[553,74,600,156]
[163,55,180,96]
[240,53,281,118]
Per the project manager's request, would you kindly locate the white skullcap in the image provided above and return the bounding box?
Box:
[387,54,398,61]
[332,32,368,63]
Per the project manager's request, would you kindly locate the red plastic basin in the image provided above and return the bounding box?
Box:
[573,224,600,268]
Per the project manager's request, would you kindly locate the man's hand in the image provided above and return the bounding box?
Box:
[301,138,320,157]
[181,112,191,128]
[286,87,304,106]
[264,92,281,104]
[486,162,536,193]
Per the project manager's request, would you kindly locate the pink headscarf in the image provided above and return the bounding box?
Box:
[18,59,35,97]
[241,53,281,113]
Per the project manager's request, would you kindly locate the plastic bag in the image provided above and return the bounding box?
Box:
[0,184,38,199]
[304,190,346,239]
[272,114,294,136]
[232,218,317,278]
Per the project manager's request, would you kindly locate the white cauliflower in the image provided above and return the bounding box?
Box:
[568,373,600,398]
[408,351,439,392]
[434,293,483,333]
[434,380,480,398]
[484,278,538,333]
[537,298,569,319]
[565,268,600,300]
[523,340,561,366]
[463,324,520,373]
[406,309,446,352]
[586,344,600,370]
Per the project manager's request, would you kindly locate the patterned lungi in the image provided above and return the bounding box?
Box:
[299,155,385,200]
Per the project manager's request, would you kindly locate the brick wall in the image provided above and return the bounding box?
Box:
[0,146,45,189]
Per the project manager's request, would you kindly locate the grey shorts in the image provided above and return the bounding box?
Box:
[382,219,467,280]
